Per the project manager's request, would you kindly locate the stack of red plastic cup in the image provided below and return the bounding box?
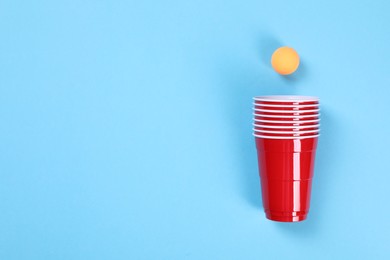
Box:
[253,95,320,222]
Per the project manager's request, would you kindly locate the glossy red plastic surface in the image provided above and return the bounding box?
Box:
[255,137,318,222]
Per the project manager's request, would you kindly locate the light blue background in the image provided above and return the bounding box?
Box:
[1,0,389,259]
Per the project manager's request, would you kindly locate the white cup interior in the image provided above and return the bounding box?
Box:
[253,95,319,102]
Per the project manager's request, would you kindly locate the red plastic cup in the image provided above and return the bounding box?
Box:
[255,137,319,222]
[253,119,320,127]
[253,131,320,137]
[254,101,319,106]
[254,107,319,112]
[253,109,320,116]
[253,104,319,111]
[253,125,319,131]
[254,114,320,121]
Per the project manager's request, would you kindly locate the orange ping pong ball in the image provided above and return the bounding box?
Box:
[271,46,300,75]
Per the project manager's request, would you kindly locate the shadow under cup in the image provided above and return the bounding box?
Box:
[255,137,318,222]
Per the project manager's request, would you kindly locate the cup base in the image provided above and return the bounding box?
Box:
[265,211,308,222]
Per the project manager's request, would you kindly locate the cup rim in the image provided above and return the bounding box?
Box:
[253,103,319,108]
[253,95,319,102]
[253,133,320,139]
[253,123,320,129]
[253,128,320,134]
[254,118,320,124]
[253,108,320,113]
[253,113,320,118]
